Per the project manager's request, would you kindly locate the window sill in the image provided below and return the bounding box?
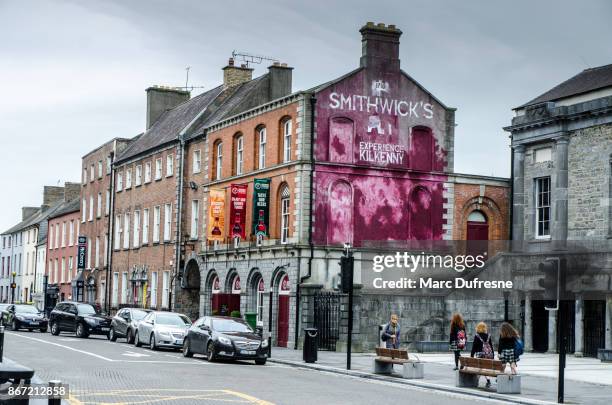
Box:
[529,238,551,244]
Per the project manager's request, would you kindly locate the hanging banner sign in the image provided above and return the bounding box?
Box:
[252,178,271,237]
[77,236,87,270]
[207,189,226,241]
[229,184,248,239]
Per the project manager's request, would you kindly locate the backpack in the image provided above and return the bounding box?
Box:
[514,338,524,357]
[476,334,494,359]
[456,329,466,349]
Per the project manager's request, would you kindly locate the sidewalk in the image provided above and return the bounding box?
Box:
[267,348,612,404]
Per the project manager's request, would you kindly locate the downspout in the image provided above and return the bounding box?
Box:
[509,143,514,242]
[171,135,186,312]
[293,94,316,348]
[105,150,116,314]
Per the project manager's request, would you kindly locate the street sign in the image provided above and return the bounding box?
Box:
[77,236,87,270]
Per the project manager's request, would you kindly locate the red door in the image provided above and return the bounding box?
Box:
[277,295,289,347]
[467,221,489,257]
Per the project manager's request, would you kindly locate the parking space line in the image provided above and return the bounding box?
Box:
[7,332,114,362]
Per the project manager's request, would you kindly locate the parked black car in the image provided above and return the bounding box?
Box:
[2,304,48,332]
[183,316,267,365]
[110,308,151,343]
[49,302,111,338]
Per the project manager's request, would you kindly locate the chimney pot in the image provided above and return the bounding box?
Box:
[145,86,190,129]
[228,57,234,66]
[359,22,402,71]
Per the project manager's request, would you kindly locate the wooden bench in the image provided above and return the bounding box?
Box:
[457,356,521,394]
[373,348,423,379]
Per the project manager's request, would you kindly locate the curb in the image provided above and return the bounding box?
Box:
[267,358,556,405]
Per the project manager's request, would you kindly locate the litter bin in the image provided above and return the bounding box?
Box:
[245,312,257,330]
[303,328,318,363]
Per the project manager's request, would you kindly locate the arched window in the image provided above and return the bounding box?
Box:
[213,141,223,180]
[328,181,353,245]
[467,210,488,241]
[233,133,244,175]
[329,117,354,163]
[282,118,292,163]
[410,126,434,171]
[280,185,290,244]
[257,126,267,169]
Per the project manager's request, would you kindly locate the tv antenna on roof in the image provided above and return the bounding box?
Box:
[231,50,279,68]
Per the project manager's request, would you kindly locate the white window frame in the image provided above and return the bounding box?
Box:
[155,158,163,180]
[121,272,128,304]
[95,237,100,268]
[283,119,292,162]
[116,172,123,191]
[236,136,243,175]
[258,127,266,169]
[135,165,142,186]
[281,190,290,244]
[193,150,202,174]
[90,164,95,182]
[166,154,174,177]
[87,237,92,269]
[153,206,161,243]
[191,200,199,239]
[105,190,110,215]
[123,212,130,249]
[125,168,132,189]
[142,209,150,244]
[97,192,102,218]
[82,199,87,223]
[162,271,169,309]
[144,162,152,183]
[106,156,112,174]
[535,177,551,239]
[163,203,172,242]
[112,272,119,306]
[69,220,74,246]
[215,143,222,180]
[61,222,66,247]
[83,168,88,185]
[114,215,121,250]
[151,271,158,308]
[88,195,94,221]
[133,210,140,248]
[97,160,103,178]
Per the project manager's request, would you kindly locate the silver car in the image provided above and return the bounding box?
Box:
[134,311,191,350]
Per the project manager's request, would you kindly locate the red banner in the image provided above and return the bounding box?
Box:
[229,184,248,239]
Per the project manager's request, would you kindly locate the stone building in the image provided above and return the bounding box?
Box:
[79,138,132,309]
[504,63,612,357]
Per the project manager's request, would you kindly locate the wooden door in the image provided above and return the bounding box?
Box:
[277,295,289,347]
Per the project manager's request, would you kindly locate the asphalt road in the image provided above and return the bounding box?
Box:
[4,330,510,405]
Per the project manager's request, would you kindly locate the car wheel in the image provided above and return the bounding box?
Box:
[255,358,267,365]
[11,320,18,331]
[150,333,157,351]
[109,327,117,342]
[206,341,216,362]
[76,323,88,338]
[135,331,142,347]
[183,339,193,358]
[50,322,60,336]
[127,329,134,344]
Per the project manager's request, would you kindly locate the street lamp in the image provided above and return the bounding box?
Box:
[10,271,16,304]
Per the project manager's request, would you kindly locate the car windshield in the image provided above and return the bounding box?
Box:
[156,313,190,327]
[212,319,253,333]
[132,310,149,321]
[77,304,98,315]
[15,305,39,314]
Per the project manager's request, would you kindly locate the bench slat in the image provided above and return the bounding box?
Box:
[375,348,409,360]
[375,357,410,365]
[459,356,503,372]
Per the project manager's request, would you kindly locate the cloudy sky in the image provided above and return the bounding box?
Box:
[1,0,611,232]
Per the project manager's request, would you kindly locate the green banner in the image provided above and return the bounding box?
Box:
[252,178,271,237]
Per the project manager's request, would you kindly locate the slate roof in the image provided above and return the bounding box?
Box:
[1,200,65,236]
[47,198,80,221]
[116,85,224,163]
[518,63,612,108]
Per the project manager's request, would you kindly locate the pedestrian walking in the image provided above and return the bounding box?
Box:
[449,313,466,370]
[381,314,400,349]
[498,322,520,374]
[470,322,494,387]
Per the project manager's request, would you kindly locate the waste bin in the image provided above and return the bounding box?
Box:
[303,328,318,363]
[245,312,257,330]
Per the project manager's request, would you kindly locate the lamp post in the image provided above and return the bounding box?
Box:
[10,271,16,304]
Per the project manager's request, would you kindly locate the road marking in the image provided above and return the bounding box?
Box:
[224,389,275,405]
[122,351,150,358]
[7,332,114,362]
[68,389,275,404]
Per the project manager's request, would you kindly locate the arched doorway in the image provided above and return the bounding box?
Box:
[209,273,221,316]
[466,210,488,240]
[180,259,201,320]
[276,274,290,347]
[249,272,265,326]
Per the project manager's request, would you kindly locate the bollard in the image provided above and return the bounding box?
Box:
[0,325,5,363]
[48,380,62,405]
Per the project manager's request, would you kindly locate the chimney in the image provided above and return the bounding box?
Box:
[63,182,81,202]
[146,86,190,130]
[359,22,402,71]
[268,62,293,100]
[223,58,253,89]
[42,186,64,208]
[22,207,39,221]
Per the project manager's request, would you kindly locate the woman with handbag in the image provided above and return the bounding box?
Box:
[470,322,495,388]
[381,314,400,349]
[449,313,466,370]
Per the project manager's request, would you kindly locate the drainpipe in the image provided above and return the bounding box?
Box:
[293,94,316,348]
[509,142,514,242]
[171,136,186,312]
[105,150,116,314]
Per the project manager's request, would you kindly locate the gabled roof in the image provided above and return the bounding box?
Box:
[116,85,224,163]
[2,210,41,235]
[1,199,66,236]
[518,63,612,108]
[47,198,80,221]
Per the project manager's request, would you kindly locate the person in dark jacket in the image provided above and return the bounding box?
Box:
[449,313,466,370]
[471,322,494,388]
[498,322,520,374]
[381,314,400,349]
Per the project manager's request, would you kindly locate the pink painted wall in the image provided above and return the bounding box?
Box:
[313,68,451,246]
